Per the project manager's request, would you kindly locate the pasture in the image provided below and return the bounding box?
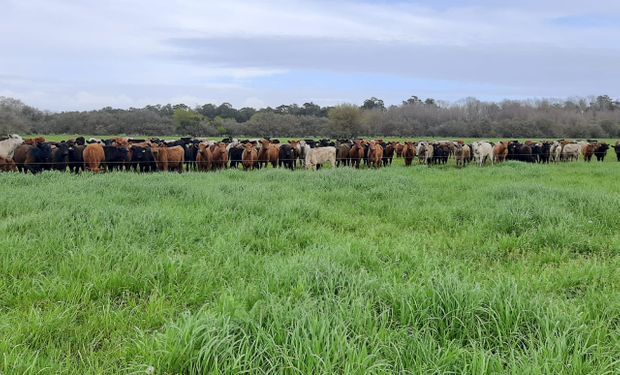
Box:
[1,160,619,374]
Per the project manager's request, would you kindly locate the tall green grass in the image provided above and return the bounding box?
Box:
[1,161,619,374]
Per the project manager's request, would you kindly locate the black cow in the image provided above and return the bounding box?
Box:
[104,145,129,171]
[164,140,185,147]
[229,144,244,169]
[184,141,199,171]
[520,144,535,163]
[278,144,295,170]
[51,142,70,171]
[129,145,156,172]
[68,143,85,173]
[14,143,52,174]
[382,142,395,166]
[614,142,620,161]
[594,143,609,162]
[532,144,542,163]
[508,142,535,163]
[507,142,520,161]
[540,142,551,164]
[432,143,450,165]
[318,139,334,147]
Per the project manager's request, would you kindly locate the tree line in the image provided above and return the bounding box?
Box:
[1,95,619,138]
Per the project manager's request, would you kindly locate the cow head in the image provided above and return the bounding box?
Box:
[56,142,70,157]
[596,143,609,152]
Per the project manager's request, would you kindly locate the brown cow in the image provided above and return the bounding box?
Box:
[336,141,351,167]
[367,141,383,168]
[402,142,416,166]
[394,142,404,158]
[196,143,212,171]
[83,143,106,173]
[151,144,184,172]
[0,157,17,172]
[257,139,279,168]
[349,140,365,169]
[242,143,258,170]
[12,144,31,173]
[582,143,595,162]
[23,137,46,145]
[288,140,303,167]
[210,142,229,170]
[493,141,509,163]
[455,144,471,167]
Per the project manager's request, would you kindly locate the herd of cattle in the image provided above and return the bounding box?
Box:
[0,135,619,174]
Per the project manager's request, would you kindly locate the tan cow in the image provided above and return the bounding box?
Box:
[561,143,580,162]
[455,144,471,167]
[367,141,383,168]
[394,142,404,158]
[402,142,416,166]
[210,142,229,170]
[493,142,509,163]
[258,139,279,168]
[242,143,258,170]
[151,144,184,172]
[196,143,212,171]
[83,143,106,173]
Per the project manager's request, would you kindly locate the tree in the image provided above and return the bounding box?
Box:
[216,103,238,119]
[236,107,257,122]
[173,108,203,135]
[301,102,322,117]
[361,97,385,111]
[593,95,615,111]
[197,103,217,119]
[424,98,437,106]
[328,104,363,138]
[402,96,422,106]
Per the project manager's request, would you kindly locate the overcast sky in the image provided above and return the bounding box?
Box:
[1,0,619,111]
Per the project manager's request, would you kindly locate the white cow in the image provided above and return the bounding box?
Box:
[290,140,307,168]
[550,141,561,162]
[0,134,24,160]
[561,143,580,162]
[472,141,494,166]
[416,142,433,164]
[304,145,336,170]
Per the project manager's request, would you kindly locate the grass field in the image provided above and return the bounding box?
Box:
[1,160,619,373]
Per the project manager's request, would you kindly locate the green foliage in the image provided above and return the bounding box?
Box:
[328,104,363,138]
[173,108,203,136]
[0,160,619,373]
[361,97,386,111]
[3,95,620,138]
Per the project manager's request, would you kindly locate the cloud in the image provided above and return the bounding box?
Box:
[168,36,620,92]
[1,0,619,110]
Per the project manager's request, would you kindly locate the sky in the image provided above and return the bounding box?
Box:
[1,0,619,111]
